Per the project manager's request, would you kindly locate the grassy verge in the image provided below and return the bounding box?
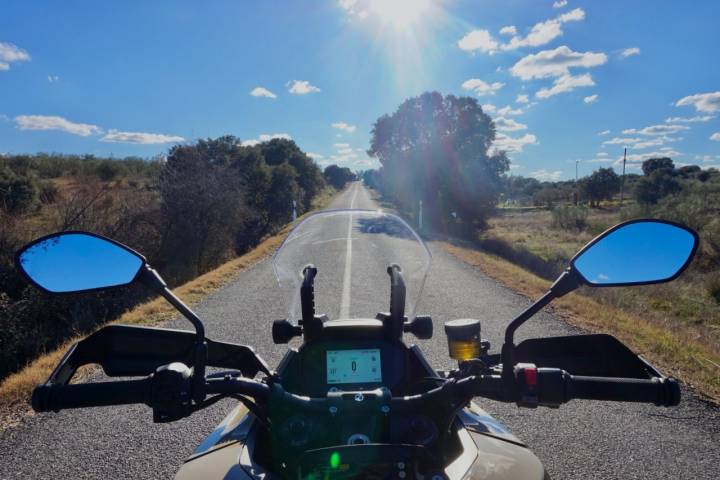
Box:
[0,186,337,426]
[440,242,720,402]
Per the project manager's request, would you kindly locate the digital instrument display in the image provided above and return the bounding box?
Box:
[326,349,382,384]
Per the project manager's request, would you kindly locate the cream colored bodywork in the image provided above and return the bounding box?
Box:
[175,401,545,480]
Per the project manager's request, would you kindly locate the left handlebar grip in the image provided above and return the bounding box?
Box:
[32,379,151,412]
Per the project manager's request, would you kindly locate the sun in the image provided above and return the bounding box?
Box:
[366,0,433,29]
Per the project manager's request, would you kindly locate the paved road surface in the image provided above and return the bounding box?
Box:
[1,182,718,479]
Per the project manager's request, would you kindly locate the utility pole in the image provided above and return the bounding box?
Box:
[292,200,297,222]
[418,199,423,230]
[574,159,580,205]
[619,148,627,207]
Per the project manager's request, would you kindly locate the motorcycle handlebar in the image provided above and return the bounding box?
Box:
[32,379,151,412]
[518,367,681,408]
[564,373,680,407]
[30,367,680,416]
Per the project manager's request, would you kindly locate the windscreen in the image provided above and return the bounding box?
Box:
[272,209,431,322]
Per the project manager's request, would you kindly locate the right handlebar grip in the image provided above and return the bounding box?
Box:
[566,375,681,407]
[32,379,151,412]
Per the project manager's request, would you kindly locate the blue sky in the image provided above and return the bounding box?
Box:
[1,0,719,180]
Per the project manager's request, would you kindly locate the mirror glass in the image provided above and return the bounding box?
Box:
[572,221,696,286]
[17,233,144,293]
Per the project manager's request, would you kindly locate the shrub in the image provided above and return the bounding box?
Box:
[552,205,588,231]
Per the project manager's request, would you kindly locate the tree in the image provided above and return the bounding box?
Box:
[267,163,299,223]
[579,167,620,207]
[642,157,674,176]
[635,171,682,204]
[368,91,508,229]
[324,164,355,189]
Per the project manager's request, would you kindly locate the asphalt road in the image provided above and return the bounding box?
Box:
[1,182,719,479]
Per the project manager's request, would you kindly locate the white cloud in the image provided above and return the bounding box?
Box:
[0,42,30,71]
[250,86,277,99]
[493,133,538,153]
[536,73,595,99]
[516,94,529,104]
[15,115,102,136]
[333,142,350,148]
[511,46,607,80]
[461,78,504,96]
[596,152,608,157]
[598,129,611,136]
[457,30,499,54]
[675,91,720,114]
[242,133,292,147]
[553,0,568,8]
[622,124,689,136]
[503,8,585,51]
[633,138,667,150]
[482,104,497,114]
[100,130,184,144]
[621,47,640,58]
[531,169,563,181]
[603,137,641,146]
[459,9,585,55]
[331,122,357,133]
[584,94,599,104]
[287,80,321,94]
[711,133,720,142]
[307,152,324,160]
[664,115,714,123]
[494,117,527,132]
[497,105,523,116]
[47,75,59,83]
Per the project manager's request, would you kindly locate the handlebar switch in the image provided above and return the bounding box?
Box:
[151,362,193,423]
[514,363,539,408]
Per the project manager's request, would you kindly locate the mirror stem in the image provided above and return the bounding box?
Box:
[139,266,207,403]
[139,266,205,343]
[501,268,581,389]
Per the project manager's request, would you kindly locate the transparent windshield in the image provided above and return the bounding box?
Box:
[272,209,431,322]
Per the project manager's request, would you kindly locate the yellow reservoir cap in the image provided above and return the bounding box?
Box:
[444,319,481,361]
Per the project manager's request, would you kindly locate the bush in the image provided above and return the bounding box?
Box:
[552,205,588,231]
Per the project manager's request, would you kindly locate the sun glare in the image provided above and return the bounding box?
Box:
[367,0,432,29]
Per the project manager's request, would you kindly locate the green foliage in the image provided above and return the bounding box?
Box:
[368,91,509,230]
[0,137,326,381]
[642,157,674,176]
[635,170,682,205]
[324,164,355,189]
[579,167,620,207]
[552,205,589,231]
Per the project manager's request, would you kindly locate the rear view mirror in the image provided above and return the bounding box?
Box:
[16,232,145,294]
[571,220,698,287]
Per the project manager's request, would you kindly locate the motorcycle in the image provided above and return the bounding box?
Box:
[16,210,698,479]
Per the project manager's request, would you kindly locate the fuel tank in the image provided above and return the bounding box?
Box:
[175,402,545,480]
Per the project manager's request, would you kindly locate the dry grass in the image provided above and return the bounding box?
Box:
[440,242,720,402]
[0,187,337,425]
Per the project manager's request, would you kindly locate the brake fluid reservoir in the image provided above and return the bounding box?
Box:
[444,319,481,361]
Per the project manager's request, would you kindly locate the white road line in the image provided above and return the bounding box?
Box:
[339,183,358,319]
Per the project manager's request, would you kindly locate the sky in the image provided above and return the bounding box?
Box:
[1,0,719,180]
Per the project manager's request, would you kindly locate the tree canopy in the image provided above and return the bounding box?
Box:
[368,91,509,228]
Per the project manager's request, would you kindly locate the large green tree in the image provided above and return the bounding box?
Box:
[580,167,621,207]
[368,91,509,228]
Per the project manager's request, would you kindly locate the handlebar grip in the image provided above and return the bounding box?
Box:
[32,380,151,412]
[566,375,681,407]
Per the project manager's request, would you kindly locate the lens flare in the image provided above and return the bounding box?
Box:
[367,0,432,29]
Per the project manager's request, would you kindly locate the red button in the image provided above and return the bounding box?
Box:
[524,368,537,386]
